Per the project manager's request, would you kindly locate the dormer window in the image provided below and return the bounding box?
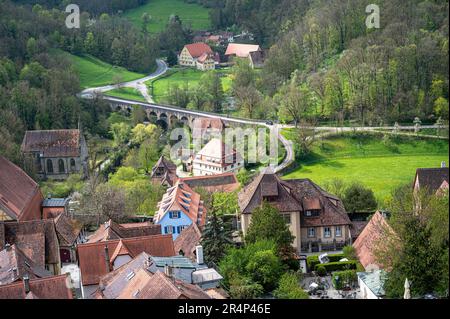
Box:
[169,211,180,219]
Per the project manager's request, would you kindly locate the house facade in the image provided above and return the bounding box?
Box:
[150,155,178,187]
[238,169,352,253]
[178,43,217,71]
[21,129,88,180]
[193,138,244,176]
[154,181,206,240]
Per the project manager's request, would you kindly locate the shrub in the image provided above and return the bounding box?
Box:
[273,272,309,299]
[306,253,345,270]
[342,246,357,260]
[316,265,327,276]
[314,261,357,272]
[332,270,357,290]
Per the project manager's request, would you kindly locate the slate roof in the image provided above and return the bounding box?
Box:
[1,219,60,267]
[42,198,69,207]
[0,274,73,299]
[179,173,240,193]
[225,43,261,58]
[353,212,397,270]
[238,169,351,227]
[21,129,81,157]
[154,181,206,227]
[184,43,213,58]
[0,156,43,221]
[0,244,52,286]
[77,234,175,286]
[413,167,449,194]
[54,212,82,247]
[174,223,202,260]
[357,270,387,297]
[87,219,161,243]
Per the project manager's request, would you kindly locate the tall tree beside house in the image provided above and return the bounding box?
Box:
[245,201,295,261]
[201,210,233,265]
[343,182,378,213]
[380,185,449,298]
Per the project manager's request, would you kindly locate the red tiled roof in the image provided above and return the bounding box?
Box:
[77,234,175,286]
[0,274,73,299]
[353,212,398,269]
[0,156,43,221]
[184,43,213,58]
[225,43,261,58]
[0,244,51,286]
[154,181,206,227]
[1,219,60,267]
[21,129,81,157]
[117,270,210,299]
[87,219,161,243]
[174,223,202,260]
[179,172,240,193]
[54,212,82,247]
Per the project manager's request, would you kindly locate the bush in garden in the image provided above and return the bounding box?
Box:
[332,270,357,290]
[316,265,327,276]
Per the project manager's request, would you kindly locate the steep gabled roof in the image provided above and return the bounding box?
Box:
[77,234,175,286]
[413,167,449,194]
[0,244,52,286]
[154,181,206,227]
[0,156,43,221]
[21,129,81,157]
[174,223,202,261]
[353,212,398,270]
[184,43,213,58]
[0,274,73,299]
[54,212,82,247]
[238,169,302,214]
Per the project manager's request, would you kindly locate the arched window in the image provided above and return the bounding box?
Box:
[70,158,76,171]
[58,159,65,173]
[47,159,53,173]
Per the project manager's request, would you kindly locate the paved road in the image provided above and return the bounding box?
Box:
[80,59,168,102]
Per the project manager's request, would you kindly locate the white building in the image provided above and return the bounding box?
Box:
[193,138,244,176]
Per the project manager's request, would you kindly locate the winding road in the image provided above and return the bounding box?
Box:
[80,59,168,103]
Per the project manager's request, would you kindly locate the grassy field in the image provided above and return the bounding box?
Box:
[123,0,211,34]
[282,132,449,203]
[104,87,147,102]
[149,68,233,103]
[61,52,145,88]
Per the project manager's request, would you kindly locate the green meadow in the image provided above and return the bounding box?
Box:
[282,132,449,203]
[62,52,145,88]
[104,87,147,102]
[149,68,233,103]
[123,0,211,33]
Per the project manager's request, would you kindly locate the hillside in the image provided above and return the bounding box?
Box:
[123,0,211,33]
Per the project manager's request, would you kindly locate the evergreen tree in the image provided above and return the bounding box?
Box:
[201,210,233,265]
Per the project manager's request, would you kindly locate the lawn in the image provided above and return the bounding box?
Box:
[60,51,145,88]
[282,132,449,203]
[149,68,233,103]
[104,87,147,102]
[123,0,211,34]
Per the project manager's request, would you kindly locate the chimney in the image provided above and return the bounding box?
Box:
[164,264,173,277]
[104,245,111,272]
[195,245,204,265]
[23,275,30,293]
[441,161,446,168]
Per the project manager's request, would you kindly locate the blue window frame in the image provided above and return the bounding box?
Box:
[169,211,180,219]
